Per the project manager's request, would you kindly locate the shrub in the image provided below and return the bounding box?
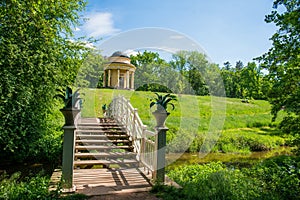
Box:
[246,155,300,200]
[168,156,300,200]
[168,162,261,200]
[0,172,49,200]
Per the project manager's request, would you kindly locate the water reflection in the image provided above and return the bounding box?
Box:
[166,147,292,170]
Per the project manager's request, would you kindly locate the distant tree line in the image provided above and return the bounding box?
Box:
[129,51,269,100]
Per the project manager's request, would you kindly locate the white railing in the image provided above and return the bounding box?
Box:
[107,96,156,175]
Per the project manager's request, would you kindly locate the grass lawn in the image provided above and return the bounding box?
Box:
[81,88,287,153]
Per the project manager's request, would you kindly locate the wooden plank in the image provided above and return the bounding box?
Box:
[75,145,132,150]
[74,168,153,196]
[74,159,138,166]
[75,152,136,158]
[77,130,126,133]
[76,135,128,139]
[76,139,131,143]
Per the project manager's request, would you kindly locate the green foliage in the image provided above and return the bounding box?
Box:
[54,87,81,109]
[170,51,224,96]
[168,162,261,200]
[0,0,89,162]
[75,50,105,88]
[150,93,177,112]
[258,0,300,151]
[0,172,49,200]
[280,115,300,154]
[151,184,184,200]
[246,155,300,200]
[216,129,285,153]
[130,51,175,92]
[82,89,287,153]
[0,172,88,200]
[221,62,267,99]
[167,156,300,200]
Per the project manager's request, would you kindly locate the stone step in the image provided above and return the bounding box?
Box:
[75,145,133,151]
[74,152,136,159]
[74,159,138,167]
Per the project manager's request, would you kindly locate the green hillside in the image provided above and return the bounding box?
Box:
[81,88,286,154]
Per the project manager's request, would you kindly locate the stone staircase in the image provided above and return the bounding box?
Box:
[74,118,139,169]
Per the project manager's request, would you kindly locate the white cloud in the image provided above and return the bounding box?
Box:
[124,49,139,56]
[83,41,95,49]
[170,35,185,40]
[74,27,81,31]
[83,12,119,37]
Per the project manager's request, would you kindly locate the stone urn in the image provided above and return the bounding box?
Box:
[60,108,80,126]
[152,110,170,127]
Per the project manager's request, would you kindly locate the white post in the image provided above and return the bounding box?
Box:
[103,71,106,88]
[117,69,120,88]
[108,70,111,87]
[133,109,138,139]
[126,70,130,89]
[131,72,135,90]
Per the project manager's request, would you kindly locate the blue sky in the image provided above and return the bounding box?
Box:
[76,0,278,67]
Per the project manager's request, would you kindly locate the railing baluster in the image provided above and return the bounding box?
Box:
[107,96,156,177]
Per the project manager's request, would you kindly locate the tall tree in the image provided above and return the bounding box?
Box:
[235,60,244,71]
[130,51,173,92]
[258,0,300,153]
[240,62,262,99]
[76,50,105,88]
[223,61,232,71]
[0,0,89,161]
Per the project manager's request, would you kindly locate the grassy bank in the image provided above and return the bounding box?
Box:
[81,88,287,153]
[153,156,300,200]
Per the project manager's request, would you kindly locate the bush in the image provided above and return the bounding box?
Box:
[0,172,88,200]
[168,162,261,200]
[151,184,184,200]
[246,155,300,200]
[167,156,300,200]
[280,115,300,155]
[0,172,49,200]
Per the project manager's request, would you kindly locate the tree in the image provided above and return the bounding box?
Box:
[258,0,300,153]
[240,62,263,99]
[235,60,244,71]
[130,51,174,92]
[171,51,222,96]
[76,50,105,88]
[223,61,231,71]
[0,0,89,161]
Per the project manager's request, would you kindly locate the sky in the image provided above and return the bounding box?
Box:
[76,0,278,67]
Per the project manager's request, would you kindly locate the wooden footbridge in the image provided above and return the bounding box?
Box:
[58,96,169,195]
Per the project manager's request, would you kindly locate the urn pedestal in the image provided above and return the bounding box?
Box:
[60,108,80,126]
[152,110,170,127]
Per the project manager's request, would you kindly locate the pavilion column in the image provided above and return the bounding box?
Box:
[130,72,135,90]
[108,69,111,87]
[117,69,120,88]
[124,71,127,89]
[103,70,106,88]
[126,70,130,89]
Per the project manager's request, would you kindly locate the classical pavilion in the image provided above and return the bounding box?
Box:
[103,51,136,90]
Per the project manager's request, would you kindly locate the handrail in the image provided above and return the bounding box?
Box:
[107,95,156,175]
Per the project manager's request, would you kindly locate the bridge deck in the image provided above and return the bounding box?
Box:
[74,168,153,196]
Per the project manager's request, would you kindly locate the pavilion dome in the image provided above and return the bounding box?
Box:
[111,51,129,58]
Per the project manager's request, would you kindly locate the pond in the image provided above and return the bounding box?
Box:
[166,147,293,170]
